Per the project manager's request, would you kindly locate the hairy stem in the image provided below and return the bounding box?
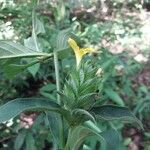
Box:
[53,52,64,149]
[54,52,61,103]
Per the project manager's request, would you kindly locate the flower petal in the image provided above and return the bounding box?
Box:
[68,38,94,67]
[68,38,79,52]
[80,48,94,55]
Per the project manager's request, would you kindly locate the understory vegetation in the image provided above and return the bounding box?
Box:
[0,0,149,150]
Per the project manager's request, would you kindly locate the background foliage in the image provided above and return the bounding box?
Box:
[0,0,150,150]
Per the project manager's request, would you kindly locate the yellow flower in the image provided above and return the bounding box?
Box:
[68,38,94,67]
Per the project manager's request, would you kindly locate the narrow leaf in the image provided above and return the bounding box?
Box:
[104,88,124,106]
[31,10,45,52]
[25,132,36,150]
[45,112,60,147]
[14,130,26,150]
[72,109,96,124]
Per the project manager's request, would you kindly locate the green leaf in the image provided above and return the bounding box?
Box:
[55,28,72,52]
[32,11,45,36]
[55,1,66,21]
[55,28,78,59]
[0,41,48,59]
[90,105,143,129]
[14,130,26,150]
[45,112,60,147]
[0,98,61,123]
[72,109,96,124]
[24,37,40,51]
[66,125,120,150]
[144,132,150,138]
[22,11,45,76]
[24,11,45,52]
[104,88,125,106]
[99,128,120,150]
[101,57,116,70]
[83,144,93,150]
[3,64,28,78]
[40,83,56,92]
[65,126,92,150]
[134,97,150,115]
[3,59,40,78]
[27,61,40,77]
[124,138,132,146]
[84,120,101,133]
[40,92,56,101]
[39,84,56,100]
[25,132,36,150]
[84,121,120,150]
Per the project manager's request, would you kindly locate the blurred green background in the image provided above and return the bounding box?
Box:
[0,0,149,150]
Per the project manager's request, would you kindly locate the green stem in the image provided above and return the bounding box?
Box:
[64,127,72,150]
[53,52,65,149]
[18,54,53,73]
[54,52,61,103]
[30,54,53,66]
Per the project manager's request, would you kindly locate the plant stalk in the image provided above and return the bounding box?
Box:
[53,52,65,149]
[64,127,72,150]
